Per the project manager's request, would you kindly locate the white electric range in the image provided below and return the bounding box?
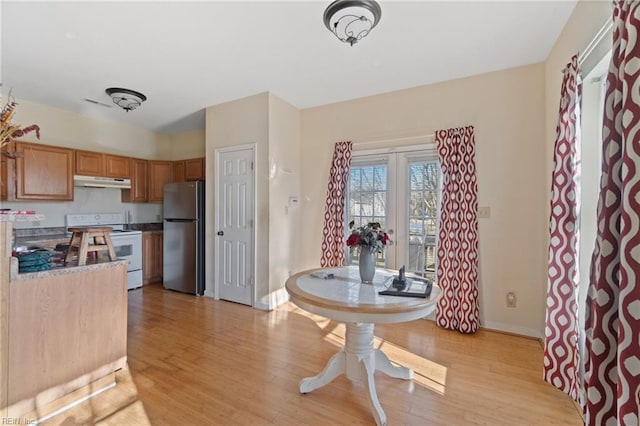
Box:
[65,213,143,290]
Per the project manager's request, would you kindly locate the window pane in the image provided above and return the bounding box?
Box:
[407,161,440,280]
[346,163,388,267]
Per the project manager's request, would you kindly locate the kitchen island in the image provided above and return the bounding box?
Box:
[0,221,128,421]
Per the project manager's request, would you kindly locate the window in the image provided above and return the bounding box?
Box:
[345,146,441,278]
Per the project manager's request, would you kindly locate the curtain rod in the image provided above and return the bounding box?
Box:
[353,133,435,146]
[562,18,613,73]
[579,18,613,66]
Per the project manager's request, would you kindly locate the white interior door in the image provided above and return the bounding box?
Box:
[216,147,255,305]
[347,145,439,279]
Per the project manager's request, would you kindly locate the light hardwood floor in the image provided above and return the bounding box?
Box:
[39,283,581,425]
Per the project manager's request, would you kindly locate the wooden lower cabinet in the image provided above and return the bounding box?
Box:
[143,231,163,284]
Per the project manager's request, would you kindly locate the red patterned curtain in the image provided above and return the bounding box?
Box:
[584,2,640,424]
[543,55,582,402]
[435,126,479,333]
[320,141,353,267]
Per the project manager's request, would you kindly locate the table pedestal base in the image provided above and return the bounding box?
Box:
[299,323,412,426]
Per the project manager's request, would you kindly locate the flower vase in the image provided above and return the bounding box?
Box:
[358,247,377,284]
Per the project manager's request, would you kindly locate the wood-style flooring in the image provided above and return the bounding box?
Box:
[40,283,581,425]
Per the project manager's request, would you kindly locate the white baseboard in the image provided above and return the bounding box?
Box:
[481,320,543,339]
[203,289,215,298]
[254,287,290,311]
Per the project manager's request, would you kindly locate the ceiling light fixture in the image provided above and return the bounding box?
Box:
[323,0,382,46]
[105,87,147,112]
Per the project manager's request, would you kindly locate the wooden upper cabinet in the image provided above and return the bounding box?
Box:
[75,150,131,179]
[184,157,204,181]
[75,150,104,176]
[14,142,74,201]
[174,161,186,183]
[105,154,131,178]
[148,161,173,202]
[121,158,148,203]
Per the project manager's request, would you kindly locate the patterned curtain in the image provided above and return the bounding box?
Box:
[320,141,353,267]
[584,2,640,424]
[543,55,582,402]
[435,126,479,333]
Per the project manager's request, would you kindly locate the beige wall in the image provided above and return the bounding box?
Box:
[204,92,302,309]
[3,99,206,227]
[12,99,168,158]
[300,64,547,337]
[204,93,270,303]
[267,94,301,308]
[158,130,206,160]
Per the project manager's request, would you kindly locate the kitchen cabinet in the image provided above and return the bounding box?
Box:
[173,157,204,183]
[13,142,74,201]
[121,158,148,203]
[104,154,131,178]
[76,150,131,179]
[174,160,186,183]
[75,150,104,176]
[184,157,204,181]
[143,231,163,284]
[0,155,7,201]
[148,161,173,202]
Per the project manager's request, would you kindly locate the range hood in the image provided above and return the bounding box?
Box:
[73,175,131,189]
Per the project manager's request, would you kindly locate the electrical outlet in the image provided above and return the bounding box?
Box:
[478,206,491,218]
[506,292,516,308]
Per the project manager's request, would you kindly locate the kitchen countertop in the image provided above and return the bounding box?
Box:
[10,256,129,282]
[14,222,163,246]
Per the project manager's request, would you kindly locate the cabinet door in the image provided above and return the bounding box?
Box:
[142,231,164,284]
[174,161,186,183]
[15,142,73,200]
[142,232,153,284]
[148,161,173,202]
[105,154,131,179]
[152,232,163,282]
[75,150,104,176]
[121,159,147,203]
[184,157,204,181]
[0,156,7,201]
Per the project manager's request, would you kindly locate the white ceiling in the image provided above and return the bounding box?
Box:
[1,1,578,135]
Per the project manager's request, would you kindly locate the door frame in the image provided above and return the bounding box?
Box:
[213,144,257,305]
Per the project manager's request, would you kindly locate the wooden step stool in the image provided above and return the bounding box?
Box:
[65,226,117,266]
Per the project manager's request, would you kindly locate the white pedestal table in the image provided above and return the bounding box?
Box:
[285,266,441,426]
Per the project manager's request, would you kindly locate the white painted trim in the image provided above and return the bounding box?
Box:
[481,320,543,339]
[213,144,257,307]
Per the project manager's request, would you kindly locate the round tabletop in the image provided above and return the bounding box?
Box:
[285,266,441,324]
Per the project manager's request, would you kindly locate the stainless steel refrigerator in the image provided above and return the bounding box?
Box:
[163,181,205,295]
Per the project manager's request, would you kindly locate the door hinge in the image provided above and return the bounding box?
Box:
[250,161,254,171]
[248,219,253,228]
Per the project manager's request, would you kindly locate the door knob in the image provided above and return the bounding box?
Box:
[217,231,224,236]
[388,229,394,235]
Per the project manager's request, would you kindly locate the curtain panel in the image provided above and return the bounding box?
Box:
[435,125,480,333]
[584,2,640,425]
[543,54,582,402]
[320,141,353,268]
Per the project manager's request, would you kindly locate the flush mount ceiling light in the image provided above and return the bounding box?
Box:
[323,0,382,46]
[105,87,147,112]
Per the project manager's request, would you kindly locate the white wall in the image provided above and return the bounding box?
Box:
[300,64,547,337]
